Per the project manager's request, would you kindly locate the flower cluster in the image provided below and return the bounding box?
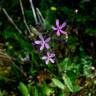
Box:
[34,19,68,64]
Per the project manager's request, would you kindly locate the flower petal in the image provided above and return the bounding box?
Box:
[56,30,60,36]
[47,52,50,56]
[52,26,57,30]
[60,22,66,29]
[40,44,44,50]
[49,58,55,63]
[46,59,49,64]
[45,43,50,49]
[42,56,47,60]
[50,53,55,57]
[60,30,67,35]
[45,37,51,42]
[35,40,41,44]
[39,35,44,41]
[56,19,59,27]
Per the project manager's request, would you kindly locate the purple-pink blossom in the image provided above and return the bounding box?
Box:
[35,36,51,51]
[52,19,68,36]
[42,52,55,64]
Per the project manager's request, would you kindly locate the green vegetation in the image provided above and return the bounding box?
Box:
[0,0,96,95]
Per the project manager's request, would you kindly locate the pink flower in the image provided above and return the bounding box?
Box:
[42,52,55,64]
[35,36,50,51]
[52,19,67,36]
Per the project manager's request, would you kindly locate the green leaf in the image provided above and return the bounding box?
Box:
[59,58,69,72]
[0,90,5,96]
[73,84,81,92]
[85,28,96,35]
[59,7,72,15]
[42,82,54,96]
[18,82,30,96]
[59,93,66,96]
[62,74,74,92]
[62,74,81,92]
[52,78,65,90]
[34,87,38,96]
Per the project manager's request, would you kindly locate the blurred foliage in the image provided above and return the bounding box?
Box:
[0,0,96,96]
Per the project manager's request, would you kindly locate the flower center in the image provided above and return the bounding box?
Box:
[57,26,61,30]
